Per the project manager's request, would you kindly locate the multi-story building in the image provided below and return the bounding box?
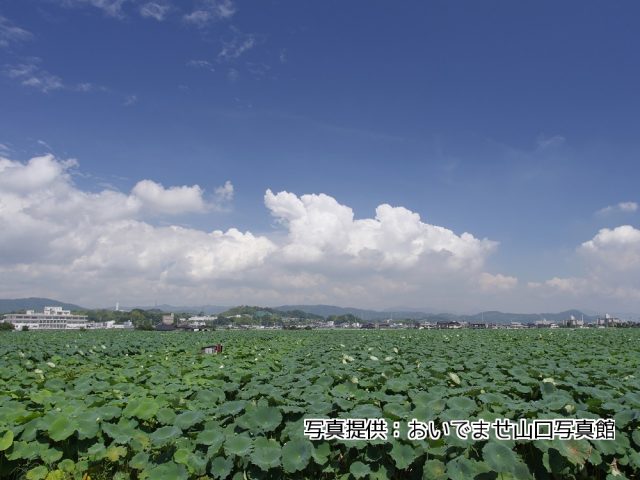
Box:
[566,315,584,328]
[596,313,621,327]
[3,306,88,330]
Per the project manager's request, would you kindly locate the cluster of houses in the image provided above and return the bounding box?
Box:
[356,314,630,330]
[3,308,635,332]
[160,313,633,331]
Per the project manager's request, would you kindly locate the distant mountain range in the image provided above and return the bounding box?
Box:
[0,298,83,313]
[275,304,430,321]
[0,298,609,323]
[127,304,230,314]
[275,305,598,323]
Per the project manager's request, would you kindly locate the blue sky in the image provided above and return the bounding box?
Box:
[1,1,640,313]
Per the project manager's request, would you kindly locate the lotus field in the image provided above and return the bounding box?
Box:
[0,329,639,479]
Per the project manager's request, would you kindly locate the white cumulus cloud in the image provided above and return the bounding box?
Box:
[0,155,274,303]
[479,272,518,291]
[0,155,510,308]
[264,189,497,271]
[580,225,640,271]
[532,225,640,308]
[131,180,208,215]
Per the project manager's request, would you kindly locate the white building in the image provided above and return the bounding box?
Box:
[535,319,552,328]
[86,320,134,330]
[186,315,218,327]
[3,306,88,330]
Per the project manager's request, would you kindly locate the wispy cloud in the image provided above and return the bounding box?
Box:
[246,62,270,78]
[73,82,109,93]
[226,67,239,82]
[57,0,129,18]
[596,201,638,216]
[218,30,256,60]
[536,134,566,150]
[0,143,11,155]
[183,0,236,27]
[187,59,215,72]
[5,62,64,93]
[123,94,138,106]
[4,59,106,94]
[139,1,171,21]
[37,140,55,152]
[0,16,33,48]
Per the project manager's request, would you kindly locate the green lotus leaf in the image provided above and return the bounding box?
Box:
[29,389,54,406]
[185,452,208,475]
[247,405,282,433]
[156,407,177,425]
[25,466,48,480]
[349,461,371,479]
[6,440,38,461]
[383,403,410,420]
[145,462,188,480]
[550,439,591,466]
[175,410,205,430]
[307,401,333,415]
[174,448,191,465]
[196,428,225,450]
[386,378,410,392]
[348,404,383,418]
[58,459,75,473]
[446,457,491,480]
[592,434,629,456]
[311,441,331,465]
[281,438,313,473]
[39,447,63,464]
[149,425,182,446]
[97,405,122,421]
[131,430,151,452]
[86,442,106,460]
[390,442,416,470]
[446,396,477,412]
[47,415,77,442]
[195,388,226,404]
[0,430,14,451]
[250,437,281,470]
[209,456,234,479]
[614,409,636,428]
[216,400,247,417]
[224,434,253,456]
[130,452,150,470]
[105,445,127,462]
[122,397,159,421]
[422,459,447,480]
[76,411,100,440]
[102,420,137,444]
[482,442,519,473]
